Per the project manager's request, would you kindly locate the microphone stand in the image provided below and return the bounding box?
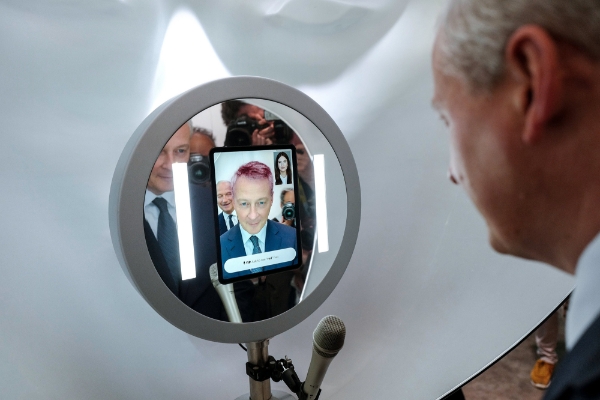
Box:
[235,339,297,400]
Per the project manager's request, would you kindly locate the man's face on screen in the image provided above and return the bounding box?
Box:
[216,181,234,214]
[233,176,273,235]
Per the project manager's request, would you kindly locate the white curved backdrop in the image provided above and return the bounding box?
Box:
[0,1,572,399]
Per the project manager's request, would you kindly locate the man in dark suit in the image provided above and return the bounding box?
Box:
[220,161,298,282]
[216,180,237,235]
[432,1,600,398]
[143,123,230,321]
[144,183,228,320]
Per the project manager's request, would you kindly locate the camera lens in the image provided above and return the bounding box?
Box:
[282,202,295,221]
[188,154,210,185]
[225,116,257,147]
[224,127,252,147]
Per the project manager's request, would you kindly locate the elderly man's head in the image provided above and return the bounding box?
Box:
[436,0,600,91]
[432,0,600,272]
[190,127,215,157]
[216,180,234,214]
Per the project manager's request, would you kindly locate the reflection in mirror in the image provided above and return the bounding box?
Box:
[144,99,333,323]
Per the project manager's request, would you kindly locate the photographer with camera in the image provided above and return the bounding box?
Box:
[221,100,293,147]
[187,127,214,186]
[274,188,296,228]
[190,126,215,156]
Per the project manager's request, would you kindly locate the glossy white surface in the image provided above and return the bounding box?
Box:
[0,0,573,399]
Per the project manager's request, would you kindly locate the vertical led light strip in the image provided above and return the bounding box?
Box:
[313,154,329,253]
[172,163,196,280]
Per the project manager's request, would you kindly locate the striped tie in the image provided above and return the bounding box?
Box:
[249,235,263,273]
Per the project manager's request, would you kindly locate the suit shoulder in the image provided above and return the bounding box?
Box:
[545,313,600,399]
[221,223,240,242]
[272,219,293,229]
[267,220,296,239]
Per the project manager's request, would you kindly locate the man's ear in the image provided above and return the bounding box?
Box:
[504,25,564,144]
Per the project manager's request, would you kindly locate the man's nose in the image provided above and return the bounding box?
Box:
[248,206,258,219]
[161,153,175,169]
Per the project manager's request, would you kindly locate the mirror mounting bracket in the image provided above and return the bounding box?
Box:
[244,340,316,400]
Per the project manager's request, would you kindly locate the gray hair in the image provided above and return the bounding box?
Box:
[280,188,294,205]
[178,120,193,137]
[438,0,600,90]
[192,126,215,143]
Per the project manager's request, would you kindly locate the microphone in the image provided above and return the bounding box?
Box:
[209,264,242,323]
[301,315,346,399]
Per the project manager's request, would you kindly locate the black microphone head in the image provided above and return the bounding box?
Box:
[313,315,345,358]
[209,263,219,286]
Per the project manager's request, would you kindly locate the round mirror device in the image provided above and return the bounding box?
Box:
[109,77,360,343]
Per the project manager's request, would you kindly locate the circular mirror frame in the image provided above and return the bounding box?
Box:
[109,76,361,343]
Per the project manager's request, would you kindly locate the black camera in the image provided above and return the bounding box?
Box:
[264,110,293,144]
[281,201,295,221]
[224,115,262,147]
[270,119,293,144]
[188,153,210,185]
[224,113,293,147]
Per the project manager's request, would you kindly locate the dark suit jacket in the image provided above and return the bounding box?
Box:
[144,218,228,321]
[543,312,600,400]
[143,184,252,322]
[218,212,229,236]
[220,219,298,281]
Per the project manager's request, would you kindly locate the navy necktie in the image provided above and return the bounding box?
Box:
[153,197,181,291]
[249,235,263,273]
[228,214,235,229]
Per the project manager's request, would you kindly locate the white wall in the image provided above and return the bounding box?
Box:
[191,104,227,146]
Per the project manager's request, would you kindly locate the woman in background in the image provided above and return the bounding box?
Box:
[274,151,292,185]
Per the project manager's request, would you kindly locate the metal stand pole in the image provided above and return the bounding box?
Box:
[247,340,272,400]
[234,339,296,400]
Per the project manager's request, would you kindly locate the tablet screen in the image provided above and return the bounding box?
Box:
[210,145,302,284]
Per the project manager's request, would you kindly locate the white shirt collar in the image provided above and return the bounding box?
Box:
[223,210,237,229]
[144,190,176,208]
[239,221,268,252]
[566,231,600,349]
[143,190,177,238]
